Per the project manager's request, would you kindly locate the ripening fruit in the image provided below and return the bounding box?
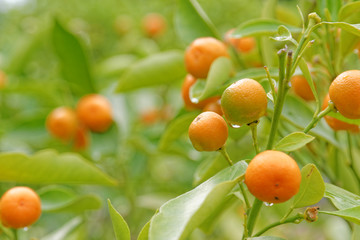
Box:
[46,107,78,140]
[322,94,359,132]
[224,29,256,53]
[221,78,267,126]
[189,111,228,151]
[73,125,90,150]
[245,150,301,204]
[329,70,360,119]
[0,187,41,229]
[0,70,7,89]
[185,37,229,79]
[76,94,113,132]
[290,75,315,101]
[202,97,223,116]
[142,13,166,37]
[181,74,220,110]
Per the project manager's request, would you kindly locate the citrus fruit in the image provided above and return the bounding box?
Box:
[290,75,315,101]
[142,13,166,37]
[225,29,256,53]
[189,111,228,151]
[245,150,301,204]
[221,78,267,126]
[0,186,41,229]
[322,94,359,132]
[46,107,78,140]
[76,94,113,132]
[329,70,360,119]
[202,97,223,116]
[185,37,229,79]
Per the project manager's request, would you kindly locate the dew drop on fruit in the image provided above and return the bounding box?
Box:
[23,227,29,231]
[230,124,241,128]
[191,97,199,104]
[264,202,273,207]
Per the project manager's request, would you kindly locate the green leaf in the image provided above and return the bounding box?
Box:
[148,161,247,240]
[96,54,138,78]
[116,50,186,92]
[274,132,315,152]
[232,19,301,38]
[42,217,83,240]
[298,58,318,103]
[249,237,286,240]
[52,19,95,95]
[137,221,150,240]
[190,57,232,102]
[158,111,200,151]
[0,149,117,185]
[327,112,360,125]
[324,183,360,210]
[315,22,360,37]
[270,25,298,45]
[339,2,360,21]
[320,206,360,225]
[292,164,325,209]
[108,199,131,240]
[193,152,228,185]
[39,186,101,212]
[174,0,219,44]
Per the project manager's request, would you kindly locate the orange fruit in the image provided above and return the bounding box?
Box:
[142,13,166,37]
[0,187,41,229]
[73,125,90,150]
[189,111,228,151]
[46,107,78,141]
[322,94,359,132]
[76,94,113,132]
[0,70,6,89]
[225,29,256,53]
[245,150,301,204]
[202,97,223,116]
[140,109,160,125]
[290,75,315,101]
[185,37,229,79]
[329,70,360,119]
[221,78,267,126]
[181,74,220,110]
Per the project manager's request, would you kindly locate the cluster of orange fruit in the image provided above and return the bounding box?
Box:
[0,186,41,229]
[46,94,113,150]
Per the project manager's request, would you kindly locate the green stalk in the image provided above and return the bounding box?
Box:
[264,66,277,102]
[254,214,304,237]
[303,105,332,133]
[248,121,260,154]
[246,198,263,236]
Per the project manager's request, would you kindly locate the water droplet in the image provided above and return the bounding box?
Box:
[23,227,29,231]
[191,97,199,104]
[264,202,273,207]
[230,124,241,129]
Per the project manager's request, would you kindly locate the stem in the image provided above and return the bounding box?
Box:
[347,132,360,192]
[266,49,287,150]
[13,229,18,240]
[254,214,304,237]
[246,198,263,236]
[248,121,260,154]
[218,147,251,209]
[303,105,332,133]
[264,66,277,102]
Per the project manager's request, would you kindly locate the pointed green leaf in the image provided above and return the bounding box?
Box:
[108,199,131,240]
[270,25,298,45]
[174,0,219,44]
[42,217,83,240]
[232,19,301,38]
[324,183,360,210]
[190,57,232,102]
[320,206,360,225]
[116,50,186,92]
[0,149,117,185]
[292,164,325,208]
[149,161,247,240]
[298,58,319,104]
[137,221,150,240]
[274,132,315,152]
[193,152,228,185]
[158,111,200,151]
[38,186,101,212]
[314,22,360,37]
[338,1,360,21]
[52,19,95,95]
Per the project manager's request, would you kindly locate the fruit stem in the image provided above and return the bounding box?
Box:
[218,147,251,209]
[248,120,260,154]
[266,49,287,150]
[346,132,360,192]
[13,229,18,240]
[303,105,332,133]
[246,198,263,237]
[264,66,277,102]
[254,213,304,237]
